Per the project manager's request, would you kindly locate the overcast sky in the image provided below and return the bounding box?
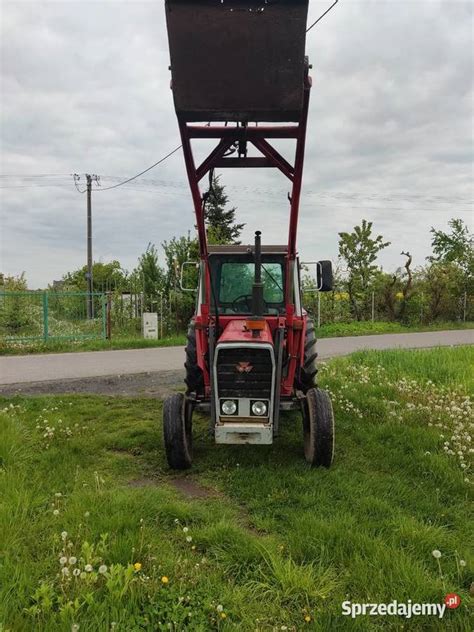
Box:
[1,0,472,288]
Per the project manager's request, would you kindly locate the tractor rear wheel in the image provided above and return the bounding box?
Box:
[163,393,193,470]
[184,322,204,396]
[302,387,334,467]
[300,317,318,392]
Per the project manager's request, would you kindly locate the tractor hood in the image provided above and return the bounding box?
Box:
[218,319,273,345]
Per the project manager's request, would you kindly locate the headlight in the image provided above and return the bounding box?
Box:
[221,400,237,415]
[251,401,267,416]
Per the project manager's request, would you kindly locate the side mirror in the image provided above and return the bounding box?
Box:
[301,260,333,292]
[316,260,333,292]
[180,262,199,292]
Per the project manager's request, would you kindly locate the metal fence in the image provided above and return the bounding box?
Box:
[1,288,472,344]
[0,291,107,342]
[302,289,473,327]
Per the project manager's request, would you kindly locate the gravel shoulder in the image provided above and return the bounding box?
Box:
[0,370,184,398]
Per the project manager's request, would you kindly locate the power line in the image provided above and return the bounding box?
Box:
[0,173,71,178]
[2,178,471,212]
[0,183,75,189]
[91,176,474,204]
[88,145,182,192]
[2,170,472,213]
[307,0,339,33]
[3,171,469,206]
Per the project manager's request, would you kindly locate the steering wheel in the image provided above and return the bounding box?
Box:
[231,294,270,313]
[231,294,253,313]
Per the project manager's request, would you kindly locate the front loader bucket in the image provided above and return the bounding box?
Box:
[165,0,309,123]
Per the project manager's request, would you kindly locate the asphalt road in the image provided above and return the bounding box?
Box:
[1,329,472,386]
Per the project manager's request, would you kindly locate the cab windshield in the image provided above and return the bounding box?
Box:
[209,254,285,315]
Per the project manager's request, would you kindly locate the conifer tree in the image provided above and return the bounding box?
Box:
[204,174,245,244]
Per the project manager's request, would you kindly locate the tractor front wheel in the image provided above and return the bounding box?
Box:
[302,387,334,467]
[163,393,193,470]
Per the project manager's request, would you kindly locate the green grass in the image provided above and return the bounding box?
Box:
[0,334,187,356]
[315,320,474,339]
[0,347,473,630]
[1,321,472,356]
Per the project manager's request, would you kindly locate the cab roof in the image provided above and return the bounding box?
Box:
[208,245,288,255]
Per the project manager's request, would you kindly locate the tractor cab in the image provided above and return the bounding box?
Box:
[207,245,287,316]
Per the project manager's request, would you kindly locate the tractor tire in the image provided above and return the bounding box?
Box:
[184,322,204,397]
[300,317,318,392]
[302,387,334,468]
[163,392,193,470]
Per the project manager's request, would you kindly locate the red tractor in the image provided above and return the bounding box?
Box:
[163,0,334,469]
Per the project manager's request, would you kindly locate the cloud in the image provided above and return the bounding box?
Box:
[1,0,472,288]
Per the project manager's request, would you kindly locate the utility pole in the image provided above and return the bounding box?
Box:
[85,174,99,319]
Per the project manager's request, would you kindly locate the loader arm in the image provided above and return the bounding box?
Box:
[165,0,311,261]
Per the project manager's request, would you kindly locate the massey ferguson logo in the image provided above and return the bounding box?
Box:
[236,362,253,373]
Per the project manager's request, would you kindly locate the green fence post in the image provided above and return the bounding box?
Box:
[101,293,107,339]
[43,292,49,341]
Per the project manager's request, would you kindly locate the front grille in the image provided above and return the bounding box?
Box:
[216,346,273,399]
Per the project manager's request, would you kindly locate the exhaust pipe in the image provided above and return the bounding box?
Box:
[251,231,264,328]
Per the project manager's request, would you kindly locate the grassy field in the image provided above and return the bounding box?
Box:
[0,347,472,631]
[0,335,187,356]
[1,321,472,356]
[313,320,473,339]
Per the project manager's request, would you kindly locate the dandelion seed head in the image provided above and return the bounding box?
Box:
[432,550,442,559]
[98,565,107,574]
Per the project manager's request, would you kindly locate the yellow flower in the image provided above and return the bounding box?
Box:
[134,562,142,572]
[161,576,169,584]
[220,612,227,619]
[304,615,311,623]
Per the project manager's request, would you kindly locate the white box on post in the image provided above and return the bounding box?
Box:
[142,312,158,339]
